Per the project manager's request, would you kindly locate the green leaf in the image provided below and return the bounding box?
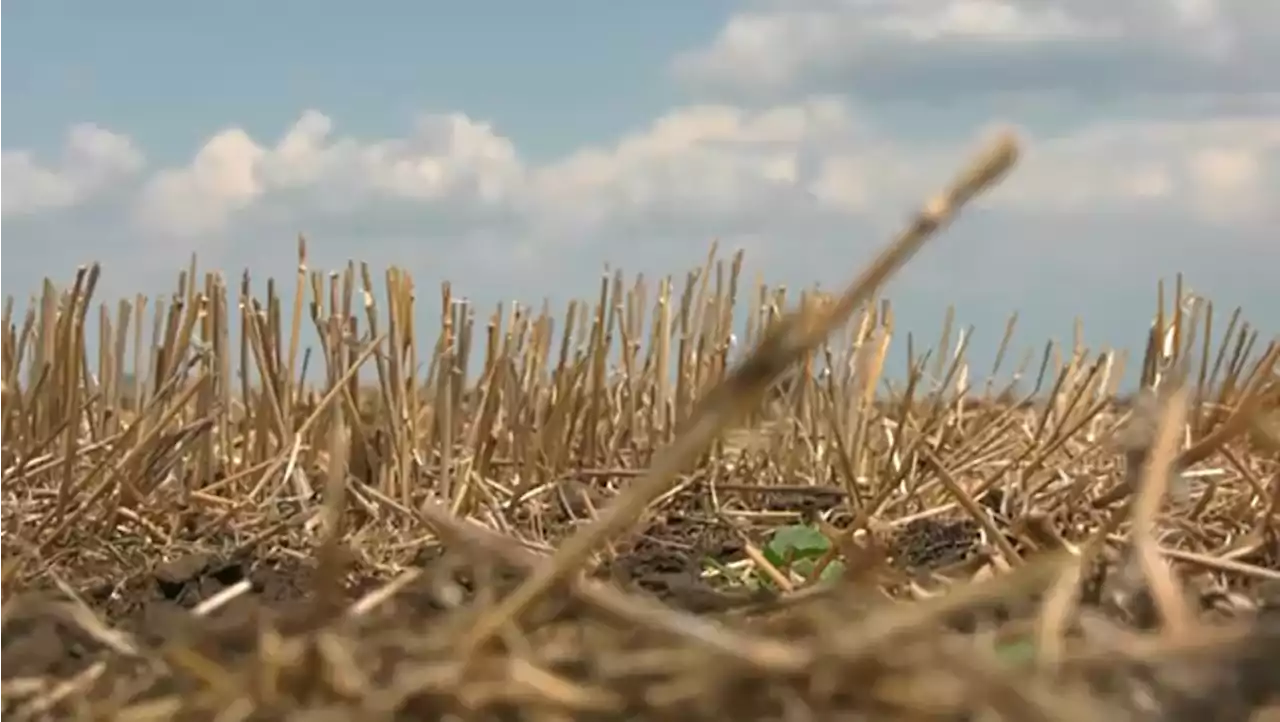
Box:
[994,638,1037,666]
[762,544,787,569]
[764,524,831,567]
[817,559,846,583]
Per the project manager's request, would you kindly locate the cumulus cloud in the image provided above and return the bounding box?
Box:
[133,110,524,238]
[674,0,1279,98]
[519,98,1280,233]
[133,128,266,237]
[992,116,1280,226]
[6,99,1274,249]
[520,99,863,235]
[126,100,878,244]
[1,124,145,217]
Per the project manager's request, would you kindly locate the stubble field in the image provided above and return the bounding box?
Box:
[2,133,1278,721]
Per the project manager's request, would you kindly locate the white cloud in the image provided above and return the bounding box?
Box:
[134,128,265,237]
[520,99,862,234]
[675,0,1277,97]
[876,1,1103,41]
[992,116,1280,225]
[6,100,1278,252]
[518,98,1280,233]
[4,104,1276,372]
[1,124,145,217]
[674,1,1104,93]
[133,110,524,238]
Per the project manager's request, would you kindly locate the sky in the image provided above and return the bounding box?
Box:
[3,0,1278,386]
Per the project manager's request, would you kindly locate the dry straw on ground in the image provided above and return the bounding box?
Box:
[2,130,1278,722]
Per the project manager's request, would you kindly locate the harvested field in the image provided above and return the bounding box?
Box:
[2,132,1279,721]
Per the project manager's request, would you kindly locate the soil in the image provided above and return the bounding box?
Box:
[0,496,749,678]
[3,489,1279,722]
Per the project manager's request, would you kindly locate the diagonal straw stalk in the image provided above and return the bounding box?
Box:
[457,130,1023,654]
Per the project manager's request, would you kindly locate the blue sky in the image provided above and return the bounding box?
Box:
[4,1,734,160]
[4,0,1277,385]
